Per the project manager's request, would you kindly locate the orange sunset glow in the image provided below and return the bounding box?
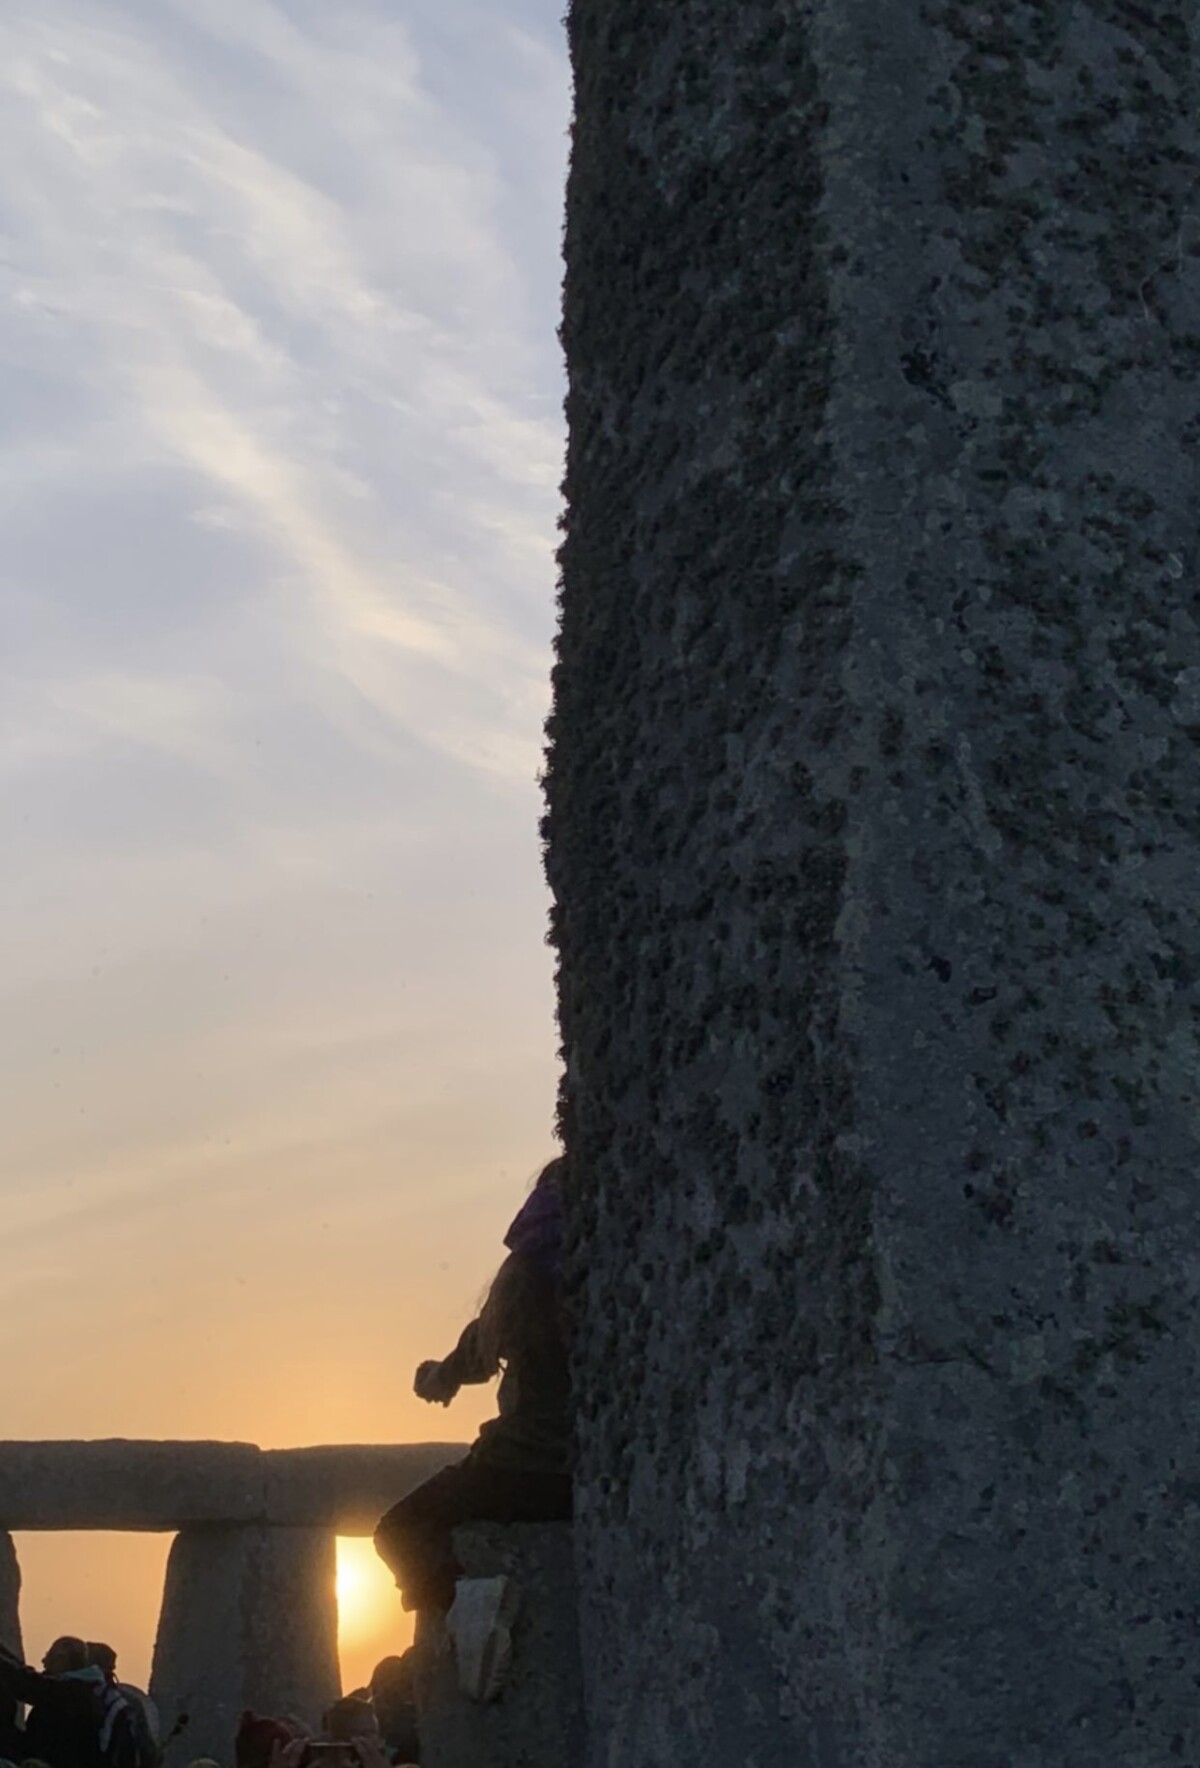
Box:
[16,1537,418,1697]
[334,1539,413,1694]
[0,0,570,1714]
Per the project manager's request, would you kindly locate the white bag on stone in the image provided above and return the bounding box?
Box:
[446,1574,520,1703]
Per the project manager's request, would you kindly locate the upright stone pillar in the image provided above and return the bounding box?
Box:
[150,1527,340,1764]
[0,1532,21,1661]
[548,2,1200,1763]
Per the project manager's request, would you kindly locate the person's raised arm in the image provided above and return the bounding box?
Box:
[413,1256,518,1404]
[413,1319,495,1406]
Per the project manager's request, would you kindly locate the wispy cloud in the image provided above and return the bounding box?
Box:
[0,0,569,1450]
[0,0,568,782]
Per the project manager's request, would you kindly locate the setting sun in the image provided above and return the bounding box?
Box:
[335,1537,414,1694]
[336,1550,367,1618]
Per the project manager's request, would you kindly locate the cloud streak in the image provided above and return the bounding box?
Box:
[0,0,570,1463]
[0,0,569,783]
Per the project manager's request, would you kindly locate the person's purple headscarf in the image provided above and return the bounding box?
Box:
[503,1158,564,1276]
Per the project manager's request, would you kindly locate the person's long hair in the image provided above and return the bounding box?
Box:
[473,1254,528,1371]
[472,1158,565,1369]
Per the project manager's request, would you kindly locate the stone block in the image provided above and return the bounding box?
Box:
[413,1524,583,1768]
[0,1532,20,1661]
[0,1441,467,1532]
[0,1442,263,1531]
[150,1525,340,1767]
[550,0,1200,1758]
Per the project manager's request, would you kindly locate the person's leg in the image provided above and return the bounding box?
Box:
[375,1461,477,1612]
[374,1458,572,1611]
[470,1465,572,1525]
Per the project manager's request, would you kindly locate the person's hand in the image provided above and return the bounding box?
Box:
[350,1736,393,1768]
[414,1359,457,1405]
[268,1738,308,1768]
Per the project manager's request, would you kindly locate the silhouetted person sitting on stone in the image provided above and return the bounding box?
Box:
[365,1657,418,1765]
[374,1157,572,1613]
[0,1636,108,1768]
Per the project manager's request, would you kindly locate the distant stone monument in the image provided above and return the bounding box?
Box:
[0,1441,463,1764]
[547,0,1200,1762]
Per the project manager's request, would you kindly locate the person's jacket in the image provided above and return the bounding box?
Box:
[441,1251,570,1475]
[1,1688,24,1764]
[0,1658,106,1768]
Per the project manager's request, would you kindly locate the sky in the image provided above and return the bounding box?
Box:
[0,0,571,1693]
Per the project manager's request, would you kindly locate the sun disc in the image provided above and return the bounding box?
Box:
[336,1559,363,1605]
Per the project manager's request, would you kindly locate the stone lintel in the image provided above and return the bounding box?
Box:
[0,1440,465,1532]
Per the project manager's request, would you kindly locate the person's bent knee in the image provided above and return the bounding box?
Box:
[373,1512,408,1579]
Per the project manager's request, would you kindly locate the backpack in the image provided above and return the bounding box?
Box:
[97,1683,156,1768]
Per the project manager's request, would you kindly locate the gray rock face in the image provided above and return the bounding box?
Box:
[0,1532,21,1661]
[150,1526,340,1766]
[0,1441,464,1532]
[413,1525,583,1768]
[0,1442,264,1532]
[548,1,1200,1762]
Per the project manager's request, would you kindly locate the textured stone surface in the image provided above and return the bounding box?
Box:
[0,1441,464,1531]
[150,1525,340,1766]
[413,1524,583,1768]
[548,1,1200,1762]
[0,1532,21,1661]
[0,1441,263,1530]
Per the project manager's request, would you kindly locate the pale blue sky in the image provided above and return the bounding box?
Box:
[0,0,571,1456]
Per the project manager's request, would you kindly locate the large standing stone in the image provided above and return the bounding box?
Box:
[150,1527,340,1765]
[0,1532,21,1661]
[412,1525,583,1768]
[548,1,1200,1762]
